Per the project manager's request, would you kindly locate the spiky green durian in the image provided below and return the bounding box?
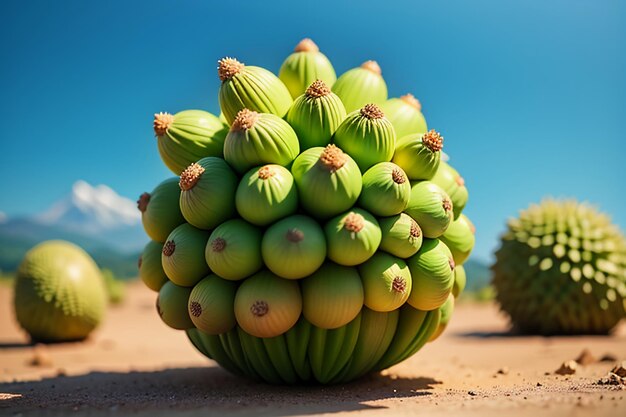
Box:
[492,199,626,335]
[431,161,468,220]
[332,60,388,113]
[217,57,293,124]
[379,94,428,138]
[153,110,228,175]
[279,38,337,99]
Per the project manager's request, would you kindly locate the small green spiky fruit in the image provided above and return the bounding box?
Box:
[393,129,443,181]
[407,239,456,311]
[285,80,346,150]
[235,164,298,226]
[439,214,476,265]
[157,281,194,330]
[161,223,211,287]
[325,208,382,266]
[179,157,238,230]
[492,199,626,335]
[205,219,263,281]
[431,161,468,220]
[378,213,423,258]
[380,94,428,138]
[153,110,228,175]
[332,104,396,172]
[405,181,453,238]
[13,241,107,342]
[138,178,185,243]
[218,57,293,124]
[223,109,300,174]
[301,262,364,329]
[359,162,410,216]
[234,270,302,338]
[139,240,168,292]
[332,60,388,113]
[359,252,412,312]
[261,215,327,279]
[291,144,362,219]
[452,264,466,298]
[429,293,455,342]
[188,275,237,335]
[279,38,337,99]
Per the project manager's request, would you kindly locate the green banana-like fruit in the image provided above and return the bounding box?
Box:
[285,318,313,381]
[237,327,283,384]
[186,329,242,376]
[218,329,256,378]
[428,293,455,342]
[323,312,362,382]
[391,308,441,365]
[262,334,298,384]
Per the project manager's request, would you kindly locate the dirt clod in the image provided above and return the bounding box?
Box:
[575,348,596,366]
[555,360,578,375]
[29,345,53,368]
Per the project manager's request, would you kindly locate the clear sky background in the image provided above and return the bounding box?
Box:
[1,0,625,262]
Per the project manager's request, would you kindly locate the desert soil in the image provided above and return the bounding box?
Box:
[0,282,624,417]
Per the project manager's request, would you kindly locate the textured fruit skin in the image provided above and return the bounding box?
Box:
[378,213,423,258]
[392,133,441,181]
[156,110,228,175]
[333,65,388,113]
[359,252,412,312]
[428,293,455,342]
[205,219,263,281]
[139,178,185,243]
[431,161,468,220]
[439,214,476,265]
[161,223,211,287]
[405,181,453,238]
[492,199,626,335]
[380,97,427,138]
[188,274,237,335]
[359,162,410,217]
[325,208,382,266]
[219,63,293,124]
[407,239,455,311]
[14,241,106,342]
[157,281,194,330]
[279,48,337,99]
[139,240,168,292]
[452,264,467,298]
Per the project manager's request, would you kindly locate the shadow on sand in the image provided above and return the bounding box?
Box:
[0,366,442,416]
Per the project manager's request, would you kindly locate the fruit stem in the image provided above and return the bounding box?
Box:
[294,38,319,52]
[360,104,385,120]
[410,219,421,238]
[392,276,407,294]
[391,168,407,184]
[344,212,365,233]
[456,176,465,187]
[319,144,347,173]
[422,129,444,152]
[257,165,276,180]
[442,197,453,213]
[190,301,202,317]
[231,109,259,131]
[137,192,150,213]
[449,258,456,271]
[250,301,269,317]
[400,94,422,111]
[153,112,174,136]
[218,57,244,81]
[162,240,176,257]
[286,229,305,243]
[212,238,227,252]
[179,163,205,191]
[361,60,382,75]
[306,80,331,98]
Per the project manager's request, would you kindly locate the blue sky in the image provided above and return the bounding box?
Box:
[1,0,625,262]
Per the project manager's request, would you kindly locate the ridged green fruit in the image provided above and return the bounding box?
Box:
[431,161,468,220]
[235,164,298,226]
[405,181,453,238]
[285,80,346,150]
[261,215,326,279]
[13,241,106,342]
[393,129,443,181]
[217,57,293,124]
[234,270,302,338]
[291,144,362,219]
[205,219,263,281]
[138,178,185,243]
[439,214,475,265]
[325,208,382,266]
[359,252,412,312]
[429,293,455,342]
[188,275,237,335]
[179,157,238,230]
[156,281,194,330]
[332,104,396,172]
[332,60,388,113]
[452,264,466,298]
[161,223,210,287]
[223,109,300,174]
[153,110,228,175]
[407,239,455,311]
[378,213,423,258]
[279,38,337,99]
[139,240,168,292]
[359,162,410,216]
[492,199,626,335]
[301,262,364,329]
[379,94,428,138]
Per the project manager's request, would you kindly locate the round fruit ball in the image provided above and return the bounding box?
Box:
[13,240,107,342]
[492,199,626,335]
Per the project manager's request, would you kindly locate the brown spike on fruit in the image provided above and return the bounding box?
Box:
[422,129,444,152]
[305,80,331,98]
[360,103,385,119]
[179,163,205,191]
[153,112,174,136]
[294,38,319,52]
[361,60,382,75]
[400,94,422,111]
[230,109,259,131]
[217,57,244,81]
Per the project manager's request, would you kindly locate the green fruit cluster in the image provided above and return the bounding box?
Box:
[492,199,626,335]
[140,38,476,384]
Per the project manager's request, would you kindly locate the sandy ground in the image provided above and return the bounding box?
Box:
[0,282,624,417]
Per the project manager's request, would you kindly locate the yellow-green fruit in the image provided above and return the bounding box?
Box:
[301,262,364,329]
[332,60,388,113]
[156,281,194,330]
[359,252,412,312]
[153,110,228,175]
[279,38,337,99]
[378,213,423,258]
[161,223,211,287]
[188,275,237,335]
[407,239,455,311]
[431,161,468,220]
[205,219,263,281]
[393,129,443,181]
[285,80,346,150]
[405,181,454,238]
[13,240,106,342]
[138,178,185,243]
[380,94,428,138]
[439,214,476,265]
[218,57,293,124]
[429,293,455,342]
[139,240,168,292]
[452,265,466,298]
[234,270,302,338]
[325,209,382,266]
[359,162,411,217]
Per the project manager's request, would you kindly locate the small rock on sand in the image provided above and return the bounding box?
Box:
[574,349,596,366]
[555,360,577,375]
[29,344,53,367]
